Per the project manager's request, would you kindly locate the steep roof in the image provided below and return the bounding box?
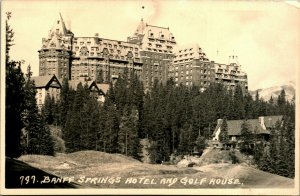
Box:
[32,75,61,88]
[97,83,110,95]
[134,18,146,36]
[68,80,94,90]
[227,119,269,136]
[173,43,209,62]
[49,13,68,37]
[213,115,282,137]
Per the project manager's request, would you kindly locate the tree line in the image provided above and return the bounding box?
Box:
[6,13,54,158]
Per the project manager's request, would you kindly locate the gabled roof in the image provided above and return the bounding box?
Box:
[97,83,110,95]
[227,119,268,136]
[32,75,61,88]
[69,80,95,90]
[212,115,283,137]
[68,80,106,96]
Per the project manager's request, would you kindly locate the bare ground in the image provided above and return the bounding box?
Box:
[14,150,294,189]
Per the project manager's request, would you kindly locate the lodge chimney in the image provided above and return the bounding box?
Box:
[217,119,223,125]
[258,116,266,129]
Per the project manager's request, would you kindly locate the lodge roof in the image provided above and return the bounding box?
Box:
[264,115,283,127]
[227,119,267,136]
[68,80,94,90]
[212,115,283,137]
[32,75,61,88]
[97,83,110,95]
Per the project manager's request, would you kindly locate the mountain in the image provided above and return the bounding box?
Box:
[249,81,295,102]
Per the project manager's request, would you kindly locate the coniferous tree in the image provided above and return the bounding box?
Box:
[42,94,54,124]
[219,118,229,149]
[80,95,101,150]
[23,69,54,155]
[63,82,89,152]
[59,78,70,125]
[240,120,253,155]
[118,105,141,159]
[102,104,119,153]
[232,84,245,119]
[277,89,286,115]
[178,123,193,155]
[5,12,26,158]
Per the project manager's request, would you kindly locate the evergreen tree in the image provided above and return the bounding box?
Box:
[63,82,89,152]
[42,94,54,124]
[80,96,101,150]
[277,89,286,115]
[240,120,253,155]
[118,105,141,159]
[5,12,26,158]
[102,104,119,153]
[219,118,229,149]
[178,123,193,155]
[23,68,54,155]
[59,78,71,127]
[231,84,245,119]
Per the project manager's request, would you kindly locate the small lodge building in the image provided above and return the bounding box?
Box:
[32,74,110,110]
[210,115,283,149]
[32,75,62,110]
[68,80,108,103]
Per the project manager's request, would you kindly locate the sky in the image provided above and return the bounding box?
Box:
[2,0,300,90]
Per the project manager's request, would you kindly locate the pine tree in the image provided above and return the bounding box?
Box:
[240,120,253,155]
[59,78,71,127]
[219,118,229,149]
[277,89,286,115]
[232,84,245,119]
[102,104,119,153]
[63,82,89,152]
[23,68,54,155]
[5,12,26,158]
[80,96,101,150]
[118,105,141,159]
[178,123,193,155]
[42,94,54,124]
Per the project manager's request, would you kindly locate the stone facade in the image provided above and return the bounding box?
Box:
[39,14,248,91]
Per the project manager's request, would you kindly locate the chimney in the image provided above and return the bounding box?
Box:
[258,116,266,129]
[217,119,223,125]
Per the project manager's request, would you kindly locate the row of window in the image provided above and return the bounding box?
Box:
[74,40,139,52]
[147,31,175,41]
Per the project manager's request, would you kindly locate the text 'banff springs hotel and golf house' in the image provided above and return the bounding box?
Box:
[38,14,248,95]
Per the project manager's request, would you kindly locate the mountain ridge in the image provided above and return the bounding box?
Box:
[249,81,295,102]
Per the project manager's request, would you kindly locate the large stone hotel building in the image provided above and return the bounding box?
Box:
[38,14,248,92]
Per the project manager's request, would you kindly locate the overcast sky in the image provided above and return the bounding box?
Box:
[2,0,300,90]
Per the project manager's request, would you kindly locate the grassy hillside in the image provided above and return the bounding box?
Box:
[15,150,294,189]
